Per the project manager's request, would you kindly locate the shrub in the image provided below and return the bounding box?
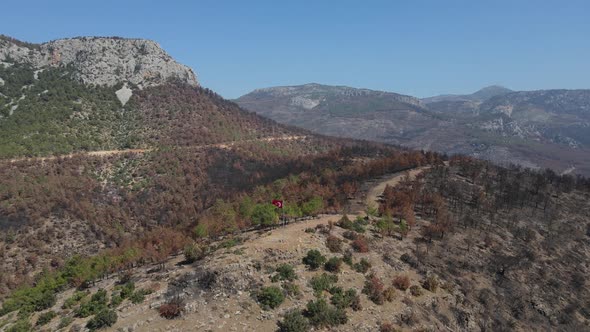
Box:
[324,257,342,273]
[7,320,32,332]
[352,223,366,233]
[328,286,343,295]
[351,236,369,253]
[86,309,117,331]
[383,287,396,302]
[302,250,326,270]
[3,288,58,314]
[76,289,108,318]
[257,286,285,309]
[16,305,33,320]
[422,275,439,292]
[117,271,133,285]
[337,215,354,229]
[58,316,74,329]
[342,250,353,266]
[326,235,342,253]
[363,274,385,305]
[277,309,310,332]
[392,275,411,291]
[219,238,242,249]
[193,224,209,239]
[310,273,338,295]
[110,294,123,307]
[351,293,362,311]
[183,242,204,263]
[91,289,108,303]
[380,322,398,332]
[119,281,135,299]
[316,224,330,235]
[36,291,57,312]
[304,298,347,328]
[400,253,418,268]
[330,288,357,309]
[337,215,365,233]
[353,258,371,273]
[62,290,88,309]
[159,298,184,319]
[274,264,298,282]
[356,215,369,225]
[400,310,418,326]
[282,282,302,298]
[409,285,423,297]
[36,310,57,326]
[343,230,358,240]
[130,289,151,304]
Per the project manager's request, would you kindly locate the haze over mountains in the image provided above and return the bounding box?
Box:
[236,84,590,175]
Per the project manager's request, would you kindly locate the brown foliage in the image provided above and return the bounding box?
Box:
[351,236,369,253]
[159,298,184,319]
[392,275,411,291]
[363,274,385,305]
[422,275,439,292]
[326,235,343,253]
[379,322,397,332]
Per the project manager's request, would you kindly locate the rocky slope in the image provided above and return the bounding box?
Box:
[0,35,198,88]
[235,83,441,147]
[0,35,204,157]
[475,89,590,146]
[236,84,590,175]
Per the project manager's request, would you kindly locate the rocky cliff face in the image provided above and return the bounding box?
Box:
[0,36,198,88]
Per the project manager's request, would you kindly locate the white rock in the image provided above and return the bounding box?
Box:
[116,83,133,106]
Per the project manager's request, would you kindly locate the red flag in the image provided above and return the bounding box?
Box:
[272,199,283,209]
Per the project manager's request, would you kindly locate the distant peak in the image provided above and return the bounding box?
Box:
[474,85,511,93]
[422,85,512,104]
[471,85,512,100]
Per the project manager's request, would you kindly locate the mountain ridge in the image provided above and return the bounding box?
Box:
[236,83,590,175]
[0,35,198,88]
[421,85,513,104]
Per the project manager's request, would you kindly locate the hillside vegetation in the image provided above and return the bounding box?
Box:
[0,35,589,332]
[1,156,588,331]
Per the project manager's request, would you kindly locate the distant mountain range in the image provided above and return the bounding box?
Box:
[421,85,513,103]
[236,84,590,175]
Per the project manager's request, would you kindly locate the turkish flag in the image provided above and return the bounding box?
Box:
[272,199,283,209]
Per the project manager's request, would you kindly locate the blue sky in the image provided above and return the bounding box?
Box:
[2,0,589,98]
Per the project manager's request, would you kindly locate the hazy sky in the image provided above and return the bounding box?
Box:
[2,0,589,98]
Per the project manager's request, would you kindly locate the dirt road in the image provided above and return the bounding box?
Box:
[108,164,431,332]
[365,166,430,208]
[3,135,308,164]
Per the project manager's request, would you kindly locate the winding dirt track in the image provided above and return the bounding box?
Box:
[107,165,431,332]
[3,135,308,164]
[365,166,430,208]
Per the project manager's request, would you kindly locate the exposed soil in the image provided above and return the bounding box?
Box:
[94,167,449,332]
